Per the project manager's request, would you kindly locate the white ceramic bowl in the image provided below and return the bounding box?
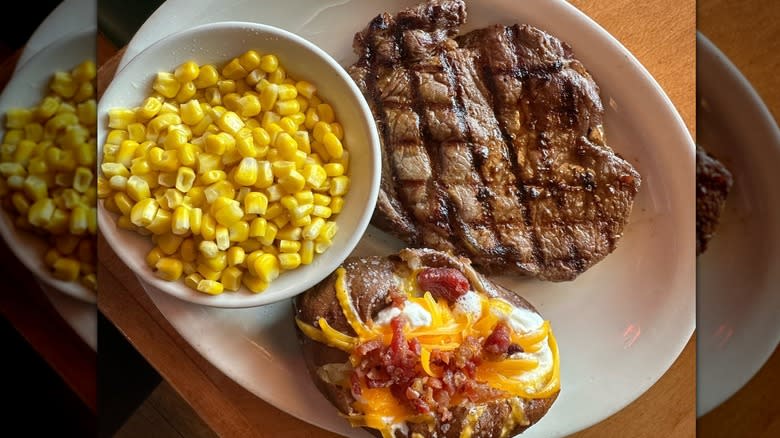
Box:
[98,21,380,308]
[0,28,96,304]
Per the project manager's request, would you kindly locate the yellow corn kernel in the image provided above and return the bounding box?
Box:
[172,206,191,235]
[268,66,286,84]
[235,94,260,118]
[156,233,182,255]
[274,99,300,116]
[135,96,162,121]
[27,198,55,227]
[157,172,177,188]
[173,60,200,82]
[152,72,180,98]
[203,251,227,272]
[233,157,259,186]
[44,248,61,267]
[228,220,250,242]
[125,175,150,201]
[11,193,30,215]
[233,128,255,158]
[219,58,245,80]
[188,207,202,234]
[145,209,171,234]
[258,54,278,73]
[155,257,183,281]
[329,175,350,196]
[22,175,47,201]
[176,82,198,104]
[174,167,196,192]
[278,252,301,270]
[193,64,218,88]
[242,191,267,215]
[196,262,222,281]
[215,225,230,250]
[52,258,80,281]
[184,273,203,290]
[328,196,344,214]
[179,238,197,262]
[300,239,315,265]
[112,192,133,215]
[276,225,302,241]
[196,153,221,173]
[197,279,224,295]
[322,132,343,159]
[302,216,326,240]
[312,204,333,218]
[48,73,78,101]
[279,170,305,193]
[200,213,217,240]
[204,87,222,106]
[247,216,266,237]
[130,198,158,227]
[304,107,320,130]
[323,163,344,177]
[220,266,243,291]
[224,246,244,266]
[277,84,297,100]
[301,163,327,189]
[68,206,88,235]
[199,240,219,259]
[279,240,301,254]
[278,116,297,134]
[163,127,188,149]
[253,253,280,283]
[259,83,278,112]
[72,167,93,193]
[180,99,205,125]
[295,80,316,99]
[216,111,244,136]
[241,273,267,293]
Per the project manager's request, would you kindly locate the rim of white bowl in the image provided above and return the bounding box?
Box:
[98,21,381,308]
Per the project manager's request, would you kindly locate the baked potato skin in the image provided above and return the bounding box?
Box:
[293,249,559,438]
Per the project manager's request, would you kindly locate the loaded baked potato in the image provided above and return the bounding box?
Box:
[294,248,560,438]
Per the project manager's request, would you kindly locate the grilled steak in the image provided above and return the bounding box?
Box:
[348,0,641,281]
[696,146,732,254]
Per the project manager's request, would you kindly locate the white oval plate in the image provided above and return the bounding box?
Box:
[124,1,695,436]
[696,33,780,416]
[0,27,97,304]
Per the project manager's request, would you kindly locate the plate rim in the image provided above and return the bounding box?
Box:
[695,31,780,416]
[120,0,696,436]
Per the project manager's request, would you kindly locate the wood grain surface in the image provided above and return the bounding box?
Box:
[697,0,780,436]
[97,1,696,436]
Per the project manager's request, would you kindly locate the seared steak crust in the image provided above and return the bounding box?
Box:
[696,146,732,254]
[349,0,641,281]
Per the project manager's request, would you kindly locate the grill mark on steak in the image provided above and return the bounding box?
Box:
[353,0,641,281]
[440,48,509,262]
[468,25,544,272]
[395,24,461,254]
[351,16,420,244]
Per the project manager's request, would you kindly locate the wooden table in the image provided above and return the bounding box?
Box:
[697,1,780,436]
[97,1,696,436]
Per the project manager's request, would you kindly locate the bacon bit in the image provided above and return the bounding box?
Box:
[350,372,362,398]
[507,343,524,355]
[355,339,383,356]
[417,267,470,302]
[484,322,512,357]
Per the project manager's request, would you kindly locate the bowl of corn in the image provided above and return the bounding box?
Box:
[98,22,380,307]
[0,28,97,303]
